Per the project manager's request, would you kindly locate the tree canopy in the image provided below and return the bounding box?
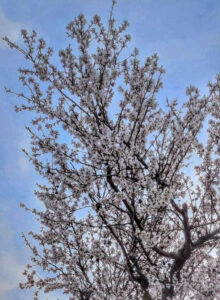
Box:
[4,1,220,299]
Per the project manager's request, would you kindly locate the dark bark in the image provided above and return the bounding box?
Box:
[162,286,174,300]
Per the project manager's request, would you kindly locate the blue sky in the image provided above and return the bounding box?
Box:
[0,0,220,299]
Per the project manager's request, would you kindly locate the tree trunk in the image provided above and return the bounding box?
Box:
[162,286,174,300]
[143,290,152,300]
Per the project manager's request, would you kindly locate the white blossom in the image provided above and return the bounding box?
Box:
[4,1,220,299]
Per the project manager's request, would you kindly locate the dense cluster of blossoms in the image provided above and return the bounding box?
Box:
[4,1,220,299]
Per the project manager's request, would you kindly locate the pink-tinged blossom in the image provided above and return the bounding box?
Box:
[4,1,220,299]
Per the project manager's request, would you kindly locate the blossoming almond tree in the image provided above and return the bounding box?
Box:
[4,1,220,299]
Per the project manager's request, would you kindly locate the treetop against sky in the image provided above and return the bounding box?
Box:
[0,0,220,299]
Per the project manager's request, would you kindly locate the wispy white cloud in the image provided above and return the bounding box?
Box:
[0,253,24,296]
[0,12,22,48]
[0,211,69,300]
[0,217,63,300]
[3,134,33,181]
[17,155,31,175]
[0,218,24,298]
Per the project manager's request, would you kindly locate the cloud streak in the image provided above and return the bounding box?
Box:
[0,12,22,48]
[0,218,24,299]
